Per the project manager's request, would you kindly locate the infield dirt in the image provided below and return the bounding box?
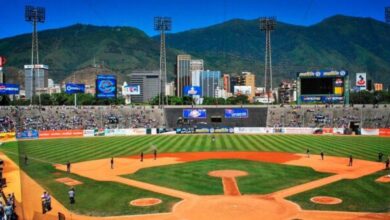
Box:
[1,152,389,220]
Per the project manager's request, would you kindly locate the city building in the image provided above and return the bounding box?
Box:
[242,72,256,102]
[0,67,3,83]
[165,81,175,96]
[223,74,230,92]
[24,64,49,99]
[374,83,383,91]
[230,75,241,93]
[190,59,204,71]
[200,70,221,98]
[176,54,191,97]
[277,81,297,104]
[128,70,160,103]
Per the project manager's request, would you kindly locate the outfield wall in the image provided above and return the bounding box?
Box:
[2,127,390,141]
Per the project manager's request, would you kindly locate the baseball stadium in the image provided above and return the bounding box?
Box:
[0,105,389,220]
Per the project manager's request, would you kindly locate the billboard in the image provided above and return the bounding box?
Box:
[301,96,344,103]
[356,73,366,90]
[96,75,117,98]
[0,83,19,95]
[183,109,207,119]
[183,86,202,96]
[16,130,39,139]
[65,83,85,94]
[225,108,249,118]
[122,84,140,95]
[234,86,251,96]
[39,130,84,138]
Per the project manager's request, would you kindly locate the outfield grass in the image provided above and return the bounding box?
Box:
[0,134,389,215]
[125,159,330,195]
[287,170,390,212]
[12,135,390,163]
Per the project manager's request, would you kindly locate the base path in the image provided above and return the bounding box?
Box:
[2,151,389,220]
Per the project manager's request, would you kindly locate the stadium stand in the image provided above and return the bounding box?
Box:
[0,105,389,131]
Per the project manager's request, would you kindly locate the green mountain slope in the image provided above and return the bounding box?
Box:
[0,15,389,89]
[165,15,390,87]
[0,24,179,84]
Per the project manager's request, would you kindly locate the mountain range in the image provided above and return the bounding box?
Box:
[0,15,389,89]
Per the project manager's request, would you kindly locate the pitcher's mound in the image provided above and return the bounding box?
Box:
[375,175,390,183]
[310,196,342,205]
[130,198,162,207]
[208,170,248,178]
[55,177,83,186]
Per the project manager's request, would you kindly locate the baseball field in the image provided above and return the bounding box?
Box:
[1,134,389,219]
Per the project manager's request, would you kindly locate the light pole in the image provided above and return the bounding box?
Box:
[25,5,45,105]
[154,17,172,107]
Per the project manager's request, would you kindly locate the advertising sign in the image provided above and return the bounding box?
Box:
[83,129,95,137]
[96,75,117,98]
[0,56,6,67]
[65,83,85,94]
[301,96,343,103]
[104,129,132,136]
[356,73,366,90]
[0,132,16,142]
[16,130,39,139]
[360,128,379,136]
[298,70,347,78]
[234,86,251,96]
[183,109,207,119]
[379,128,390,136]
[183,86,202,96]
[0,83,20,95]
[225,109,248,118]
[39,130,84,138]
[233,127,273,134]
[122,84,140,95]
[176,128,194,134]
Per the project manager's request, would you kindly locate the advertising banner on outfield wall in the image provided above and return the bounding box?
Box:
[379,128,390,136]
[129,128,147,135]
[39,130,84,138]
[332,128,344,134]
[0,132,16,142]
[233,127,273,134]
[360,128,379,136]
[83,130,95,137]
[104,129,132,136]
[284,127,315,134]
[16,130,39,139]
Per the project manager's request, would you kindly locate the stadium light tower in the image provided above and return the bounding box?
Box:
[260,17,276,102]
[25,5,45,103]
[386,7,390,24]
[154,16,171,106]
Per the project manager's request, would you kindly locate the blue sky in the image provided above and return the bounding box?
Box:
[0,0,388,39]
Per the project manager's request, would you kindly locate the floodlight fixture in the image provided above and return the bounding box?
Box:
[154,17,172,31]
[25,5,45,23]
[385,7,390,23]
[260,17,276,31]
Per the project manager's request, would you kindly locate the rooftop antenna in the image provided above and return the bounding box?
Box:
[154,16,172,106]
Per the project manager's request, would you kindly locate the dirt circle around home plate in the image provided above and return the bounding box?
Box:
[130,198,162,207]
[310,196,342,205]
[208,170,248,178]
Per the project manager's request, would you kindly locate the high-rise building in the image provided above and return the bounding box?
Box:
[176,54,191,97]
[191,70,201,87]
[128,70,160,103]
[165,81,175,96]
[200,70,221,98]
[24,64,49,99]
[223,74,230,92]
[242,72,256,101]
[190,59,204,71]
[230,75,241,93]
[0,67,3,83]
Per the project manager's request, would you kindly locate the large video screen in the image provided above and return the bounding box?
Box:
[301,78,333,95]
[183,109,207,119]
[96,75,117,98]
